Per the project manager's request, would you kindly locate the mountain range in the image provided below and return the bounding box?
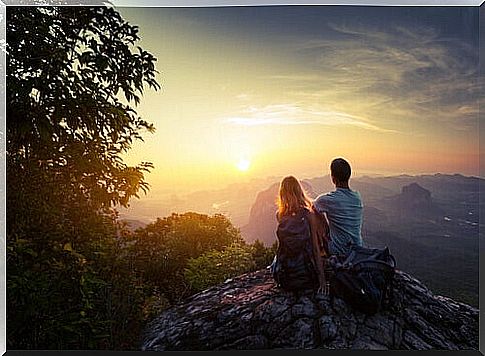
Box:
[120,173,482,306]
[241,173,482,307]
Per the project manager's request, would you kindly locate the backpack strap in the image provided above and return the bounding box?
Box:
[353,259,395,270]
[389,254,397,268]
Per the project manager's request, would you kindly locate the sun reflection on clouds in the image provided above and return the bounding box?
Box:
[223,104,396,133]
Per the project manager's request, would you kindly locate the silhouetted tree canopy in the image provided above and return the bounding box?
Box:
[6,6,161,349]
[7,6,160,211]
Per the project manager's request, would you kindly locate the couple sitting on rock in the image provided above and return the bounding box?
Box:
[273,158,363,294]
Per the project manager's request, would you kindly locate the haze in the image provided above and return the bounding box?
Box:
[117,6,479,196]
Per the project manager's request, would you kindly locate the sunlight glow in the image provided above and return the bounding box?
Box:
[236,158,251,172]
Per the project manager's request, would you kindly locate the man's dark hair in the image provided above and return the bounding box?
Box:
[330,158,351,183]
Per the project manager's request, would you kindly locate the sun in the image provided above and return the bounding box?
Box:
[236,158,251,172]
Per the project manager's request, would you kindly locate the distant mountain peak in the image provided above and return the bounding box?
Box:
[390,182,443,218]
[401,183,431,199]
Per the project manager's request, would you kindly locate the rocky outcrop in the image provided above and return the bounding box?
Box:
[142,269,478,351]
[388,182,443,218]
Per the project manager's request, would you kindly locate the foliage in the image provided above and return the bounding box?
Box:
[6,5,160,350]
[125,212,244,303]
[184,242,255,292]
[184,239,277,294]
[251,239,277,270]
[7,208,153,349]
[7,6,160,210]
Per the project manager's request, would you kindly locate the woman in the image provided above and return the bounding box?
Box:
[273,176,330,294]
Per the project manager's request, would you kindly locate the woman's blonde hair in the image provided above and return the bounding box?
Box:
[277,176,312,218]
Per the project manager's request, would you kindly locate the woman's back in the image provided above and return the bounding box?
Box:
[276,208,312,253]
[273,207,318,290]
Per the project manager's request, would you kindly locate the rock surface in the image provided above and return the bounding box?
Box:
[142,269,479,351]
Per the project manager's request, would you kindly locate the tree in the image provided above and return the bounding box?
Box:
[6,6,160,349]
[7,6,160,213]
[128,212,244,302]
[250,239,275,269]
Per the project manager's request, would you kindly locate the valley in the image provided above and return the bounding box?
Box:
[120,173,482,306]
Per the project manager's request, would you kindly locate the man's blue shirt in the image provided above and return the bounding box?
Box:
[313,187,363,255]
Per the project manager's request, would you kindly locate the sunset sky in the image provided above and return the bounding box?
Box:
[117,6,480,193]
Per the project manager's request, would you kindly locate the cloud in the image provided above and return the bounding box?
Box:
[235,93,252,101]
[212,201,230,210]
[271,22,480,132]
[223,103,396,132]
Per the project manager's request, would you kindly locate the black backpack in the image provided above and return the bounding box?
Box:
[328,244,396,315]
[272,208,318,291]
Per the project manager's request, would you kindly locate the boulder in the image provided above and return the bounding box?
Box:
[142,269,478,351]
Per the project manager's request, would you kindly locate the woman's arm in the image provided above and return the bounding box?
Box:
[308,210,328,294]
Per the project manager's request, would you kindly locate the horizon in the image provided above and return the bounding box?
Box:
[114,6,479,194]
[119,170,482,224]
[134,168,482,198]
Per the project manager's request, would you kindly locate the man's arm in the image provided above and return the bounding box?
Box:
[312,195,327,215]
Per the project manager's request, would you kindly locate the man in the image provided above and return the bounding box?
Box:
[312,158,363,256]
